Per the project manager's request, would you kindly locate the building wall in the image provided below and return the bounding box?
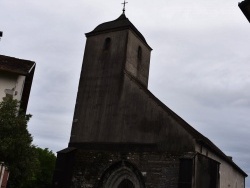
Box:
[0,71,25,102]
[125,29,151,87]
[70,30,128,143]
[70,149,180,188]
[70,70,196,150]
[0,72,17,100]
[117,73,196,150]
[195,144,245,188]
[15,75,26,101]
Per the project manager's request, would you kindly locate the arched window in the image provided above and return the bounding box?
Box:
[137,46,142,60]
[118,179,135,188]
[104,37,111,50]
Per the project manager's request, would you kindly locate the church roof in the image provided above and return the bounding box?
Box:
[86,14,149,47]
[124,70,248,177]
[0,55,35,76]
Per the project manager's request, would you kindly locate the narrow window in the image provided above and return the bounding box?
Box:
[104,37,111,50]
[137,46,142,60]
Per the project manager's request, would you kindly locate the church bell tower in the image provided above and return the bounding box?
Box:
[53,13,153,188]
[69,13,152,144]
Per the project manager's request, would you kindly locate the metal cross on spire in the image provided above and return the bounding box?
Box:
[122,0,128,14]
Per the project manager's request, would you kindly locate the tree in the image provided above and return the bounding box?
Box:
[0,98,37,187]
[25,147,56,188]
[0,98,57,187]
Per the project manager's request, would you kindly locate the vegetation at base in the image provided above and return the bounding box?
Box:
[24,147,56,188]
[0,98,56,188]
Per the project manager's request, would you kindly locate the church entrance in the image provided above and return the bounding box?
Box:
[97,161,145,188]
[117,179,135,188]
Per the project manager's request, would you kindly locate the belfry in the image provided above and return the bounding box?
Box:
[53,10,247,188]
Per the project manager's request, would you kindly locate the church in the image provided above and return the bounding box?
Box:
[52,10,247,188]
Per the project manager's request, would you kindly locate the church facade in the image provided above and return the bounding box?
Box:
[53,13,247,188]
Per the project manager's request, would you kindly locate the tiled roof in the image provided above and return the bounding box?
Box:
[86,14,151,48]
[0,55,35,75]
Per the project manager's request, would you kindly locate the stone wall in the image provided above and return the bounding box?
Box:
[70,149,180,188]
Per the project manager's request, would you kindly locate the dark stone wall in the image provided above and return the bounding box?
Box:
[70,148,180,188]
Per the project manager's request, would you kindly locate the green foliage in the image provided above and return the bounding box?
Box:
[25,147,56,188]
[0,98,35,187]
[0,98,56,188]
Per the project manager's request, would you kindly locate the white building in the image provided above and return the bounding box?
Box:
[0,55,35,112]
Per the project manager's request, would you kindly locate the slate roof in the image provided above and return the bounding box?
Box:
[86,14,151,48]
[124,70,248,177]
[0,55,35,75]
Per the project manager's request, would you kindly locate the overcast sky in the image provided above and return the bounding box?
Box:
[1,0,249,186]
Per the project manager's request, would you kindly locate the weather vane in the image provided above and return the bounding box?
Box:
[122,0,128,14]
